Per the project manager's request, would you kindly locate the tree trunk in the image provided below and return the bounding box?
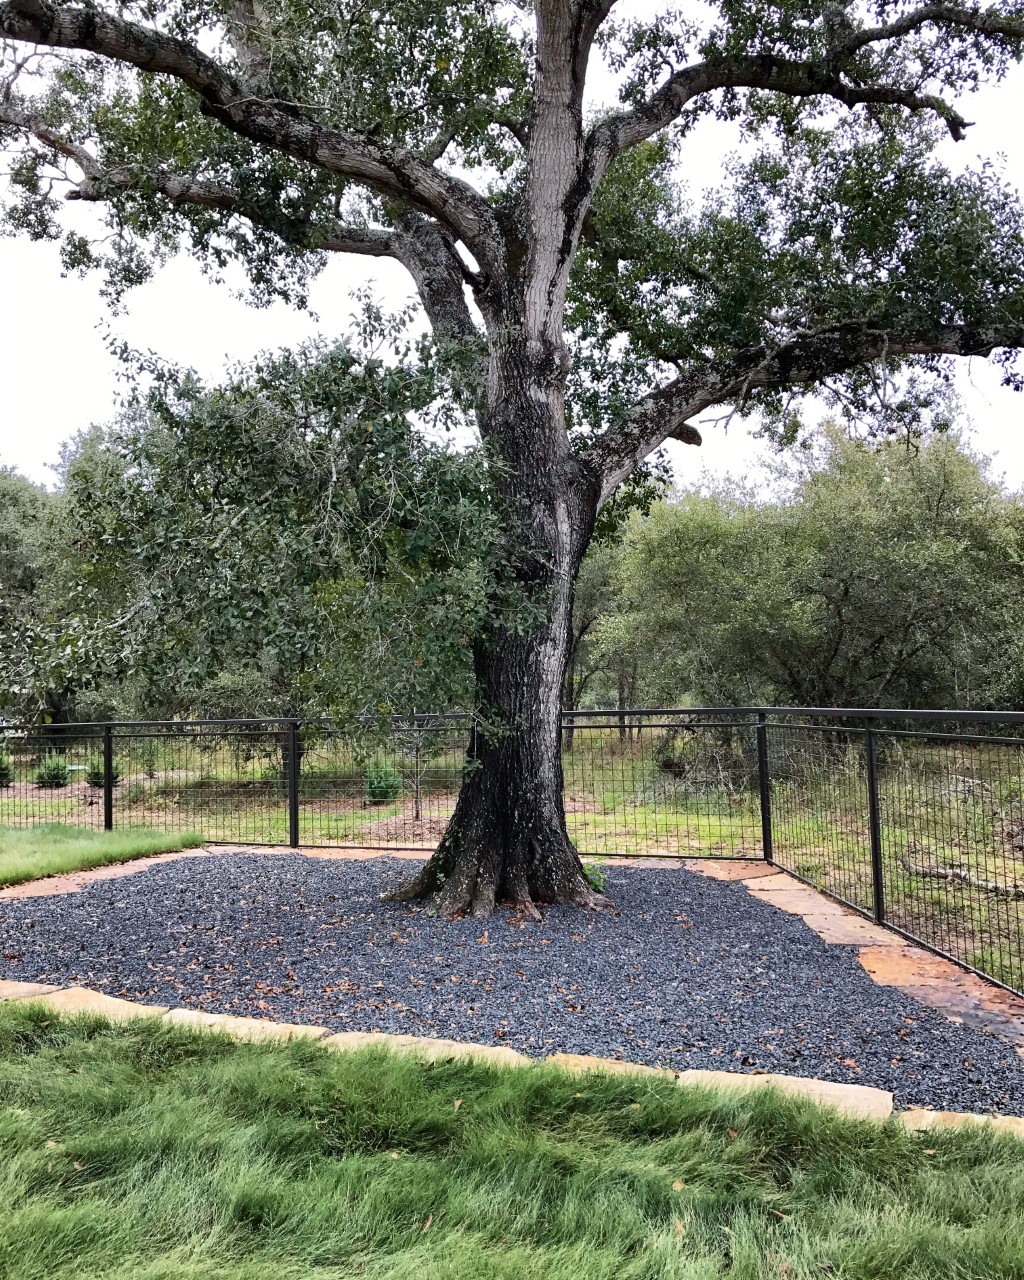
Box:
[563,650,577,752]
[392,399,607,916]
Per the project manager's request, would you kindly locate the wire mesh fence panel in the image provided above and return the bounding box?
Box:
[765,722,874,914]
[298,719,468,849]
[877,729,1024,995]
[112,724,290,845]
[562,712,763,858]
[3,707,1022,995]
[0,727,107,831]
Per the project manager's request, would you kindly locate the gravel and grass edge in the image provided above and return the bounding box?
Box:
[1,981,1021,1137]
[0,825,204,889]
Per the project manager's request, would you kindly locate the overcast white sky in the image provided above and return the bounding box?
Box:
[1,37,1023,492]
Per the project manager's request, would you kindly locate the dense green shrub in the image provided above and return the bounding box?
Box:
[365,761,402,804]
[0,752,13,787]
[85,755,121,788]
[34,753,69,788]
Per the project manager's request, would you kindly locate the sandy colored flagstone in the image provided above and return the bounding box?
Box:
[860,945,983,988]
[323,1030,529,1067]
[24,986,169,1021]
[162,1008,328,1042]
[0,849,215,900]
[677,1069,894,1121]
[546,1052,677,1080]
[900,1107,1024,1138]
[0,979,60,1002]
[744,881,897,946]
[684,860,783,882]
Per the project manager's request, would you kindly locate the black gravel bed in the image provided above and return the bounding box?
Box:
[1,854,1021,1112]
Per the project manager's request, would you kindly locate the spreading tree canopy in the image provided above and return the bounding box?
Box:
[4,0,1024,914]
[3,339,504,724]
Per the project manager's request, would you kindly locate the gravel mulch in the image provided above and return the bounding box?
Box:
[1,854,1021,1113]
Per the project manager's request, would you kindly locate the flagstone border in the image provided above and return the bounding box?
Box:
[3,844,1023,1126]
[685,859,1024,1052]
[1,978,1022,1135]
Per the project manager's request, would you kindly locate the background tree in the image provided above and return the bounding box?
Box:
[0,467,63,720]
[606,428,1024,710]
[3,338,502,725]
[5,1,1024,913]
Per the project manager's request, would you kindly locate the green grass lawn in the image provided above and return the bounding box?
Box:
[0,1006,1021,1279]
[0,824,204,888]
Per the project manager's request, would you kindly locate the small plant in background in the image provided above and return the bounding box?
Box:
[583,858,608,893]
[137,739,160,779]
[34,753,70,788]
[260,761,285,785]
[365,761,401,804]
[85,755,121,788]
[0,752,13,787]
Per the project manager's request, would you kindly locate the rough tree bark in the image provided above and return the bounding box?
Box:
[394,321,607,915]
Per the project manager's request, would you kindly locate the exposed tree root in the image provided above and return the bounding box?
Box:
[386,788,612,918]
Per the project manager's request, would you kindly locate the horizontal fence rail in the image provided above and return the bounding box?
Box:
[1,708,1022,996]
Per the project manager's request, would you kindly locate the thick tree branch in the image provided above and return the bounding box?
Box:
[588,6,1024,179]
[522,2,618,345]
[391,211,481,343]
[589,321,1024,502]
[225,0,275,95]
[0,0,504,273]
[592,52,973,169]
[0,97,96,171]
[830,2,1024,60]
[0,99,480,341]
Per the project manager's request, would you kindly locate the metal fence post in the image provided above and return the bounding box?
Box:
[286,719,301,849]
[864,719,886,924]
[102,724,114,831]
[756,712,774,864]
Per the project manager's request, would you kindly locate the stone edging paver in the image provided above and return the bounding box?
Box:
[1,978,1022,1136]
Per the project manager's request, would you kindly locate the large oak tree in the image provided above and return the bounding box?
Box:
[4,0,1024,915]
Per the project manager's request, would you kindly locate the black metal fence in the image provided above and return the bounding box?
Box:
[1,708,1022,996]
